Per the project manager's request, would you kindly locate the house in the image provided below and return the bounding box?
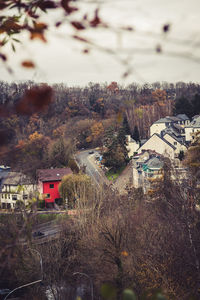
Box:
[150,117,174,136]
[176,114,190,126]
[0,172,35,209]
[162,132,187,156]
[37,168,73,208]
[132,151,163,193]
[126,135,139,158]
[137,133,176,159]
[185,115,200,142]
[150,114,190,136]
[0,165,11,172]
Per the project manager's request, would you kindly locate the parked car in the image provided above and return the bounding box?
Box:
[89,151,94,154]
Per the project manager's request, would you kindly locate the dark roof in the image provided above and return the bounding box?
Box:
[145,157,164,169]
[185,116,200,128]
[0,172,33,185]
[155,133,176,150]
[154,117,173,124]
[37,168,72,182]
[167,116,180,122]
[176,114,189,121]
[163,132,186,145]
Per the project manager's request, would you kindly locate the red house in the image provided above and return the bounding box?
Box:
[37,168,72,208]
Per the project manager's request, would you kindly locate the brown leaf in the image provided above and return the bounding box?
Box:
[30,32,47,42]
[0,53,7,61]
[83,48,89,54]
[90,9,101,27]
[61,0,78,14]
[71,21,85,30]
[73,35,89,43]
[37,0,57,10]
[34,22,48,31]
[55,21,62,27]
[21,60,35,68]
[163,24,170,33]
[16,85,53,115]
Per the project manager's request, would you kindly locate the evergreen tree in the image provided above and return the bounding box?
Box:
[132,125,140,142]
[103,126,128,171]
[174,97,193,118]
[122,115,131,135]
[191,94,200,116]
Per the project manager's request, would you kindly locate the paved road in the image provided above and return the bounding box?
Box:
[75,150,109,188]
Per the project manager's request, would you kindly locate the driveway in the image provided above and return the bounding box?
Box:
[75,150,109,188]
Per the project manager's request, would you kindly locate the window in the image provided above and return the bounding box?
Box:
[12,195,17,201]
[46,194,50,199]
[1,194,3,199]
[49,184,54,189]
[23,195,28,200]
[5,194,7,199]
[174,142,177,145]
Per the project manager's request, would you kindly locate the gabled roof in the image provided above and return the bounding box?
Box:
[167,116,180,122]
[185,116,200,128]
[156,133,176,150]
[143,133,176,150]
[0,172,33,185]
[154,117,173,124]
[145,156,164,170]
[37,168,72,182]
[163,132,186,146]
[176,114,190,121]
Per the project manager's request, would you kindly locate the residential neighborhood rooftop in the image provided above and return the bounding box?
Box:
[37,168,72,182]
[185,116,200,128]
[0,171,32,185]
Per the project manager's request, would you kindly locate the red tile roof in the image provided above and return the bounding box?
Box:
[37,168,72,182]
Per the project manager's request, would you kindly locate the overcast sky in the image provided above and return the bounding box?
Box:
[1,0,200,86]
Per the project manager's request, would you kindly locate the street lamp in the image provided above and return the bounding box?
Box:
[73,272,94,300]
[4,248,43,300]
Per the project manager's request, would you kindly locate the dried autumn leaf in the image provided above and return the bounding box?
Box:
[73,35,89,43]
[34,22,48,31]
[163,24,170,33]
[71,21,85,30]
[83,48,89,54]
[61,0,78,14]
[90,9,101,27]
[37,0,57,11]
[0,53,7,61]
[30,32,47,42]
[16,85,53,115]
[21,60,35,68]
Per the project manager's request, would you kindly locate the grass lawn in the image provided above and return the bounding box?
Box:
[105,165,126,181]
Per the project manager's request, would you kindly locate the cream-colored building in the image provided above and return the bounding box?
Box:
[150,115,189,137]
[185,115,200,142]
[162,133,187,156]
[0,172,36,209]
[126,135,139,158]
[138,133,176,159]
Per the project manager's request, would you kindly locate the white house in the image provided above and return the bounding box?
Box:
[185,115,200,142]
[176,114,190,126]
[150,115,189,137]
[126,135,139,158]
[0,172,36,209]
[162,133,187,156]
[132,152,163,193]
[138,133,176,159]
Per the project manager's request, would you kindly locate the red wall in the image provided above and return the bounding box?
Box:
[43,181,61,203]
